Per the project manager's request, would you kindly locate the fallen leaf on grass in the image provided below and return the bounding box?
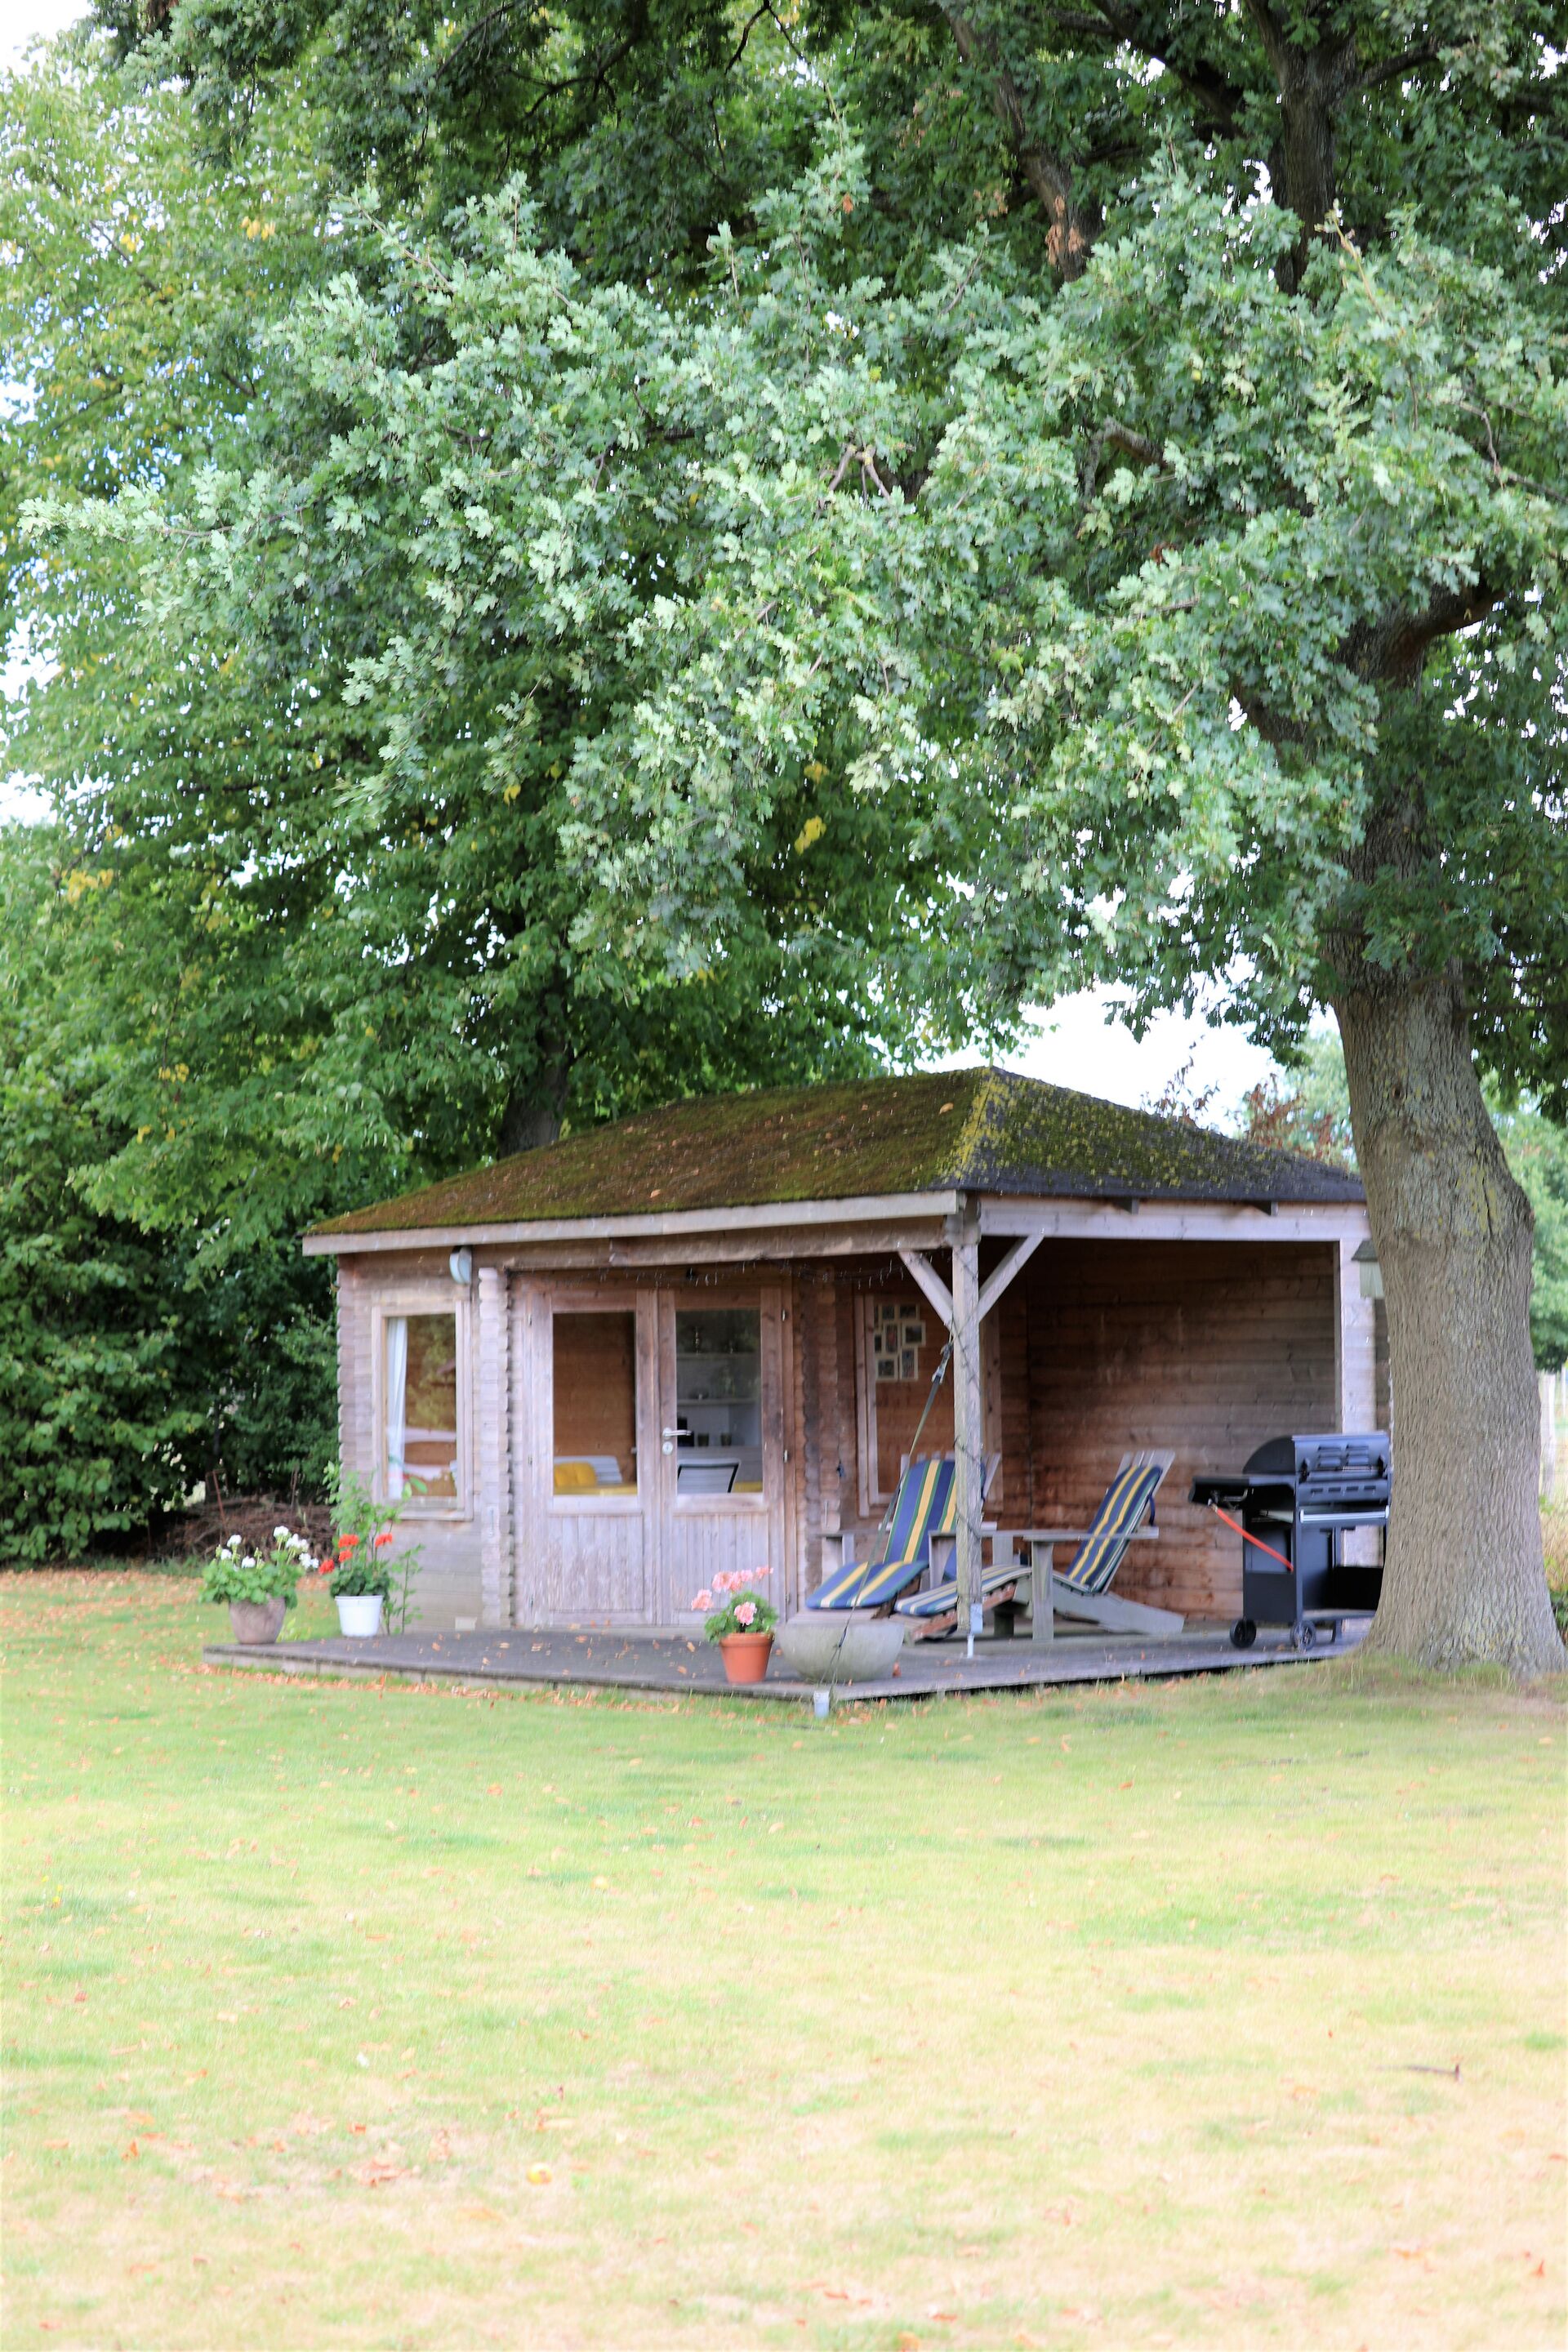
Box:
[527,2163,553,2185]
[354,2161,413,2187]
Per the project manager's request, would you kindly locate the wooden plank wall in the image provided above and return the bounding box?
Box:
[1022,1238,1337,1618]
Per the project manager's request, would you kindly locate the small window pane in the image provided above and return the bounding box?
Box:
[869,1296,952,1499]
[387,1312,458,1500]
[675,1307,763,1495]
[554,1312,638,1494]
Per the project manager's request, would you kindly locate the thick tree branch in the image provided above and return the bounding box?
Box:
[1242,0,1356,293]
[1351,583,1499,686]
[939,6,1097,277]
[1056,1,1250,139]
[1352,42,1441,97]
[1080,418,1163,501]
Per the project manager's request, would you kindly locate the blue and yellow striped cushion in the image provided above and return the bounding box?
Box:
[1056,1462,1164,1593]
[807,1457,956,1610]
[894,1563,1022,1619]
[893,1459,1163,1618]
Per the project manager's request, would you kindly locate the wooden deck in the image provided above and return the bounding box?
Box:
[203,1619,1367,1704]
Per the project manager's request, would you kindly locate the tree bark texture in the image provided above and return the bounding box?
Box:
[1335,969,1563,1675]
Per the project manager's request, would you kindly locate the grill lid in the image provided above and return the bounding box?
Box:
[1244,1432,1390,1485]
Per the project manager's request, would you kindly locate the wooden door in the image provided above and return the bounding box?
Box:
[516,1282,662,1624]
[657,1285,787,1624]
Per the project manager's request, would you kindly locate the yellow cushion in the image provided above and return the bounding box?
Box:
[553,1461,599,1494]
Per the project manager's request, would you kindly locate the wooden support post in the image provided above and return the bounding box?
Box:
[950,1208,983,1640]
[476,1265,513,1627]
[1030,1540,1055,1646]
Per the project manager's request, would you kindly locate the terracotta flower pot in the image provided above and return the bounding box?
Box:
[718,1631,773,1686]
[229,1597,286,1646]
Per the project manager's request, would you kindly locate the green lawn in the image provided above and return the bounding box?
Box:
[3,1572,1564,2350]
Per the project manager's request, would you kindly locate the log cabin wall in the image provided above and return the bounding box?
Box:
[1022,1238,1337,1619]
[334,1227,1349,1628]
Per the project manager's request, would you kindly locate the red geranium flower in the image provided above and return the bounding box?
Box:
[374,1532,394,1548]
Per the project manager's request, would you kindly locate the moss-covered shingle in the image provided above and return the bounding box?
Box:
[312,1067,1362,1239]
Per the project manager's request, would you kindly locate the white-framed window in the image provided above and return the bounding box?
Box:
[372,1289,470,1518]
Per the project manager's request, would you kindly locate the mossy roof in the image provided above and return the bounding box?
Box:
[314,1067,1363,1238]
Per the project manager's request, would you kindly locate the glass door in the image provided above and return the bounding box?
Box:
[657,1286,786,1621]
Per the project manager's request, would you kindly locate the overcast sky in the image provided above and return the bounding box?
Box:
[3,0,84,64]
[0,0,1295,1115]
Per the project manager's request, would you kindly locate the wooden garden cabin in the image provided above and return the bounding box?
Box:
[304,1067,1379,1634]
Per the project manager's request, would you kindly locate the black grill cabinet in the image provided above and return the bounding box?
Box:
[1191,1432,1390,1650]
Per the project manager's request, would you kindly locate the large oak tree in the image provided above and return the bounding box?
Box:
[11,2,1566,1664]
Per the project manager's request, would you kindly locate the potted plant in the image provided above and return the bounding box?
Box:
[692,1567,777,1684]
[321,1531,392,1637]
[201,1528,311,1645]
[319,1469,422,1637]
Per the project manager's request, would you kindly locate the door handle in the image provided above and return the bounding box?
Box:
[662,1425,681,1455]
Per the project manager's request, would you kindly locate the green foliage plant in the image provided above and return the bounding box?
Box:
[690,1566,777,1644]
[198,1526,310,1611]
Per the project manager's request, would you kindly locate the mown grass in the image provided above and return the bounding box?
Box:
[2,1571,1564,2350]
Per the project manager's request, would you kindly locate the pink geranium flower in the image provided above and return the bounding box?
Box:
[735,1600,757,1628]
[691,1588,714,1610]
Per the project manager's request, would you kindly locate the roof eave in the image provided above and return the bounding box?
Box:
[303,1187,967,1255]
[304,1176,1363,1257]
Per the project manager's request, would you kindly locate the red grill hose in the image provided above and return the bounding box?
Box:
[1205,1501,1294,1573]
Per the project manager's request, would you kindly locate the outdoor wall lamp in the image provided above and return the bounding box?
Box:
[448,1247,474,1285]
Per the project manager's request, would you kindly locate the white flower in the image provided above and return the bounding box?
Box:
[241,1555,256,1569]
[227,1534,243,1552]
[273,1525,289,1541]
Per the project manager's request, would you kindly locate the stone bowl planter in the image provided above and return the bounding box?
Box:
[228,1597,287,1646]
[774,1610,905,1684]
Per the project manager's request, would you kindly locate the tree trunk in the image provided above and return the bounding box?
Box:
[496,1049,570,1157]
[1334,969,1563,1673]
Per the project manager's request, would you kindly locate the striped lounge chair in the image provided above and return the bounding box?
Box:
[807,1455,959,1610]
[897,1450,1182,1637]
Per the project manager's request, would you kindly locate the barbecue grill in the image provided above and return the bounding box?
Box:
[1191,1432,1390,1650]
